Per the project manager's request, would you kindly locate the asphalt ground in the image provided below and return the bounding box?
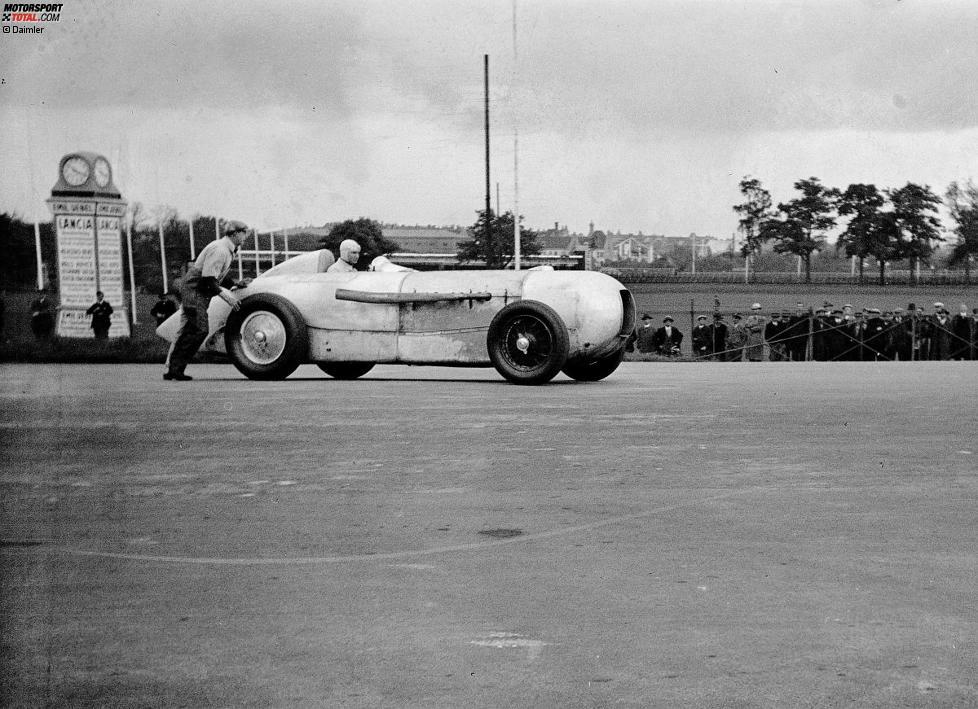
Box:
[1,362,976,708]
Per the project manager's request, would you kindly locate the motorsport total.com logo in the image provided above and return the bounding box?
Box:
[2,3,62,33]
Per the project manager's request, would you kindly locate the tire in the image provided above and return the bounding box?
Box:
[562,347,625,382]
[487,300,569,385]
[317,362,375,380]
[225,293,308,380]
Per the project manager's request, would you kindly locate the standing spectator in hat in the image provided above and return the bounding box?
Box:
[744,303,766,361]
[165,220,250,381]
[150,291,178,327]
[784,303,810,361]
[652,316,683,357]
[764,312,788,361]
[811,303,832,361]
[30,288,55,340]
[841,310,863,361]
[726,313,747,362]
[951,303,972,360]
[824,308,848,361]
[708,313,728,361]
[879,311,898,361]
[86,291,113,339]
[863,309,888,361]
[629,313,658,354]
[691,315,711,359]
[971,308,978,360]
[845,310,866,361]
[911,304,934,360]
[842,303,855,325]
[840,304,858,359]
[889,308,912,361]
[930,305,954,360]
[970,308,978,360]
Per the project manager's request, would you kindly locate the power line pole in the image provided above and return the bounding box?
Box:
[512,0,521,271]
[484,54,492,265]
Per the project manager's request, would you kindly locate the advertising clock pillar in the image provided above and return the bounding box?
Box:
[47,152,131,338]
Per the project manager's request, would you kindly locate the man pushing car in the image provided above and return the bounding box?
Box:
[164,220,250,381]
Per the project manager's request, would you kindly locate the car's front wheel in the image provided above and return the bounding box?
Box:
[225,293,308,380]
[562,346,625,382]
[317,362,375,380]
[487,300,569,385]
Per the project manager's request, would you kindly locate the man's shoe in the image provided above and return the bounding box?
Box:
[164,372,193,381]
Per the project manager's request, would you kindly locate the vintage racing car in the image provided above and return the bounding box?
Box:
[157,250,635,385]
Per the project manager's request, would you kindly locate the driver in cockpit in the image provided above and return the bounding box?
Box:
[327,239,362,273]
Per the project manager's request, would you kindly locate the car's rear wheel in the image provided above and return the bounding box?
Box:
[487,300,569,385]
[562,346,625,382]
[225,293,308,380]
[317,362,375,380]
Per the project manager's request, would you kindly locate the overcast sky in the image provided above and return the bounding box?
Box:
[2,0,977,238]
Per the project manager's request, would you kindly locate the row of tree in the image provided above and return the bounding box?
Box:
[6,180,976,292]
[734,177,978,284]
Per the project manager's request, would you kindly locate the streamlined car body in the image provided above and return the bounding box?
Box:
[157,250,635,384]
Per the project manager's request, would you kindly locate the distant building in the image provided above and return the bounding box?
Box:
[381,224,468,253]
[589,225,734,266]
[535,222,586,257]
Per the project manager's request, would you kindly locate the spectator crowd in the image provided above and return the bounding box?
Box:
[628,301,978,362]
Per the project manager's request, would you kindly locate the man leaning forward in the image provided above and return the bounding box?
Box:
[165,221,249,381]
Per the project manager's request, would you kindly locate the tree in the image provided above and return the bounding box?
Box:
[836,183,899,285]
[888,182,943,285]
[732,176,773,281]
[318,218,400,269]
[0,213,55,289]
[768,177,839,283]
[945,180,978,282]
[457,210,540,269]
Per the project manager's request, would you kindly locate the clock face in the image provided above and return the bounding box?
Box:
[93,157,111,188]
[62,156,91,187]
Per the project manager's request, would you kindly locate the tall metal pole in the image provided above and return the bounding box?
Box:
[484,54,492,265]
[34,220,43,289]
[158,219,169,294]
[126,217,138,323]
[512,0,521,271]
[254,230,260,276]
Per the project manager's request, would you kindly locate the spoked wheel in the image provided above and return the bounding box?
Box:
[487,300,569,385]
[562,346,625,382]
[225,293,308,380]
[317,362,375,380]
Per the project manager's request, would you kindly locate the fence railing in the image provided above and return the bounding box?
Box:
[603,269,975,286]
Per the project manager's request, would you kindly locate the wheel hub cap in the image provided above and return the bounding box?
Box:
[239,312,287,365]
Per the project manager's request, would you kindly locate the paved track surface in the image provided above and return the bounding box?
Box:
[2,362,977,708]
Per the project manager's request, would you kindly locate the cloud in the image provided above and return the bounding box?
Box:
[509,0,978,135]
[3,0,978,236]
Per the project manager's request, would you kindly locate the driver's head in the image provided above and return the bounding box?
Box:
[339,239,361,264]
